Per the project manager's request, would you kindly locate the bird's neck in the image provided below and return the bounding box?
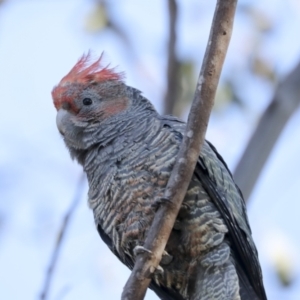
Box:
[81,108,159,185]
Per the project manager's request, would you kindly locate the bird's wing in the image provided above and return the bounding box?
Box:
[194,153,267,300]
[97,224,185,300]
[195,141,267,299]
[160,115,267,300]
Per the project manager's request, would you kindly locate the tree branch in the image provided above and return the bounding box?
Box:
[233,59,300,202]
[163,0,179,115]
[121,1,238,299]
[40,172,86,300]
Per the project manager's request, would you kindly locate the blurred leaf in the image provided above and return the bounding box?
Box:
[173,61,197,117]
[251,56,277,82]
[85,1,108,33]
[266,232,297,287]
[240,5,274,34]
[174,63,244,116]
[84,0,131,50]
[215,79,243,110]
[251,10,274,33]
[274,253,295,287]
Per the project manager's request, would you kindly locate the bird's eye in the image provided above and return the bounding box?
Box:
[82,98,93,106]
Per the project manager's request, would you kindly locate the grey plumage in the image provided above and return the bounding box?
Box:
[53,57,267,300]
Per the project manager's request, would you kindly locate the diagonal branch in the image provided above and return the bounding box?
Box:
[121,1,238,299]
[233,59,300,202]
[40,172,86,300]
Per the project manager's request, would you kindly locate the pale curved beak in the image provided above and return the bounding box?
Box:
[56,109,70,136]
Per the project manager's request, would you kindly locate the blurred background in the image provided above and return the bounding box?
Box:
[0,0,300,299]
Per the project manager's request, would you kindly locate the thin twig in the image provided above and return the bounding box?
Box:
[234,59,300,202]
[40,172,86,300]
[121,1,238,299]
[163,0,179,115]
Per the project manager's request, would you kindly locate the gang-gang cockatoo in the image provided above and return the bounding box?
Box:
[52,53,267,300]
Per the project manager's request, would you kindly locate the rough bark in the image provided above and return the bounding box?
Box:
[234,59,300,202]
[121,1,238,299]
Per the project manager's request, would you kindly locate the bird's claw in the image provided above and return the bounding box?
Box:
[155,265,164,275]
[149,264,164,276]
[134,246,167,276]
[161,250,173,265]
[133,245,152,256]
[151,197,172,211]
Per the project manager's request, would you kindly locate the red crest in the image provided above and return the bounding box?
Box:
[52,52,124,110]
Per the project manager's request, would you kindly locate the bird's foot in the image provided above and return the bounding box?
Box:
[151,197,172,211]
[161,250,173,265]
[133,245,152,256]
[153,265,164,276]
[133,246,167,276]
